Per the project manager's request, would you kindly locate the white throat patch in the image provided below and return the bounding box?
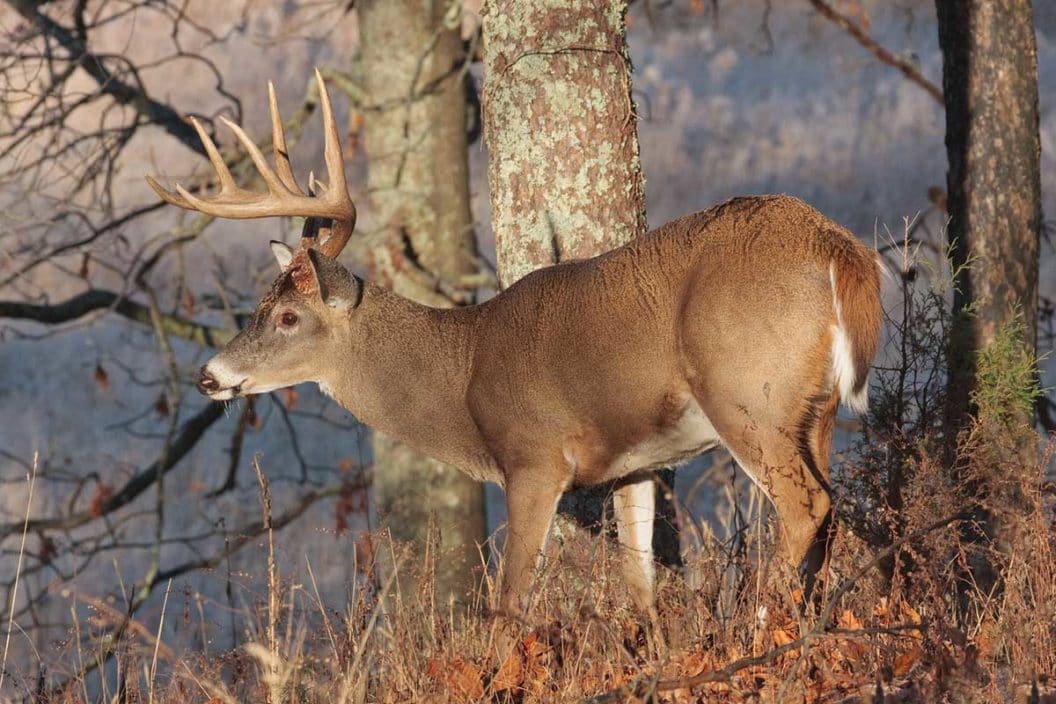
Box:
[317,380,336,399]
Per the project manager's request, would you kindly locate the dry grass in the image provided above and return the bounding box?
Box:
[18,446,1055,704]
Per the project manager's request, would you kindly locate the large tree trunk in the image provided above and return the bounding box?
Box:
[358,0,487,605]
[935,0,1041,587]
[481,0,681,567]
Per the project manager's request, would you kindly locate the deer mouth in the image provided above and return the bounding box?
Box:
[200,379,246,401]
[209,381,245,401]
[205,376,293,400]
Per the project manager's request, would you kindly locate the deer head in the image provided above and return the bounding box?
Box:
[147,71,362,400]
[196,245,363,399]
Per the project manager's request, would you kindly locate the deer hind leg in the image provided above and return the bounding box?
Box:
[748,437,831,601]
[799,391,840,594]
[613,474,657,613]
[711,402,836,601]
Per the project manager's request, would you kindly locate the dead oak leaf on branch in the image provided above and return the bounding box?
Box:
[88,482,115,517]
[93,363,110,392]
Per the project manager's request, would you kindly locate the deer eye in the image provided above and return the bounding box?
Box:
[277,311,299,328]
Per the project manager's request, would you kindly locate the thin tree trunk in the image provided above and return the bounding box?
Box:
[358,0,487,605]
[937,0,1042,430]
[482,0,681,567]
[935,0,1042,590]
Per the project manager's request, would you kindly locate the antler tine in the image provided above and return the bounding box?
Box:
[316,68,349,202]
[267,81,302,195]
[218,115,290,196]
[314,68,356,259]
[190,116,239,193]
[144,116,241,208]
[145,175,191,209]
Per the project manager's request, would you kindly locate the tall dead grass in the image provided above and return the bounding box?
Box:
[25,424,1053,702]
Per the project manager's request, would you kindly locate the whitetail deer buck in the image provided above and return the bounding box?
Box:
[148,72,883,623]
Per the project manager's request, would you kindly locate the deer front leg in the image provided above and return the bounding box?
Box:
[500,474,565,621]
[492,472,564,661]
[613,475,657,612]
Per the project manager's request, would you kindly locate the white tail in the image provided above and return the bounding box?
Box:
[830,259,882,414]
[148,76,884,639]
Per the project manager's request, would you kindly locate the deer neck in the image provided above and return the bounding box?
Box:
[320,282,486,472]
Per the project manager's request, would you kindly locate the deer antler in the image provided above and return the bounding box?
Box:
[146,69,356,259]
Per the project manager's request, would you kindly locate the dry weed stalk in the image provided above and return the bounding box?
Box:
[0,453,36,694]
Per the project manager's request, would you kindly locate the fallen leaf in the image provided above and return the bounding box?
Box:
[838,609,864,631]
[837,609,868,661]
[492,647,522,692]
[893,644,922,676]
[773,623,798,647]
[873,596,890,622]
[670,649,711,678]
[520,630,553,696]
[449,657,484,700]
[900,602,922,626]
[426,656,484,700]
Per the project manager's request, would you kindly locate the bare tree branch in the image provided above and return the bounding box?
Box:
[807,0,943,105]
[6,0,210,155]
[0,400,225,538]
[0,288,235,347]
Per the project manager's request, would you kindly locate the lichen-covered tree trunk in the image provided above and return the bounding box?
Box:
[358,0,487,605]
[935,0,1041,586]
[936,0,1042,431]
[481,0,680,567]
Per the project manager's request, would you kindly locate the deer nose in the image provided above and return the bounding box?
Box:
[196,366,219,395]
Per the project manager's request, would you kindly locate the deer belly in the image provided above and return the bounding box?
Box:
[592,398,721,482]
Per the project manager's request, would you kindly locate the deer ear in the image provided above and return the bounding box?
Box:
[270,240,295,270]
[306,248,361,313]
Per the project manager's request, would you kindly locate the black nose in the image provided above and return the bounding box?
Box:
[196,366,219,394]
